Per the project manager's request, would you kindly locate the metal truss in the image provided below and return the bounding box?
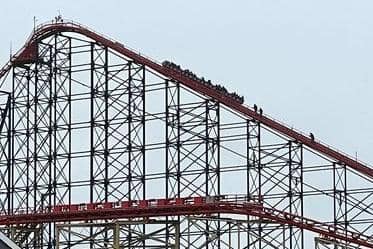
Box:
[0,20,372,249]
[0,91,10,215]
[56,220,179,249]
[314,237,358,249]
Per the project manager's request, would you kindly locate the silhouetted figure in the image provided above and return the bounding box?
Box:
[55,15,64,23]
[160,60,245,104]
[259,108,263,116]
[253,104,258,112]
[310,133,314,141]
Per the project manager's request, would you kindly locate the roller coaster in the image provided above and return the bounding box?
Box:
[0,19,372,248]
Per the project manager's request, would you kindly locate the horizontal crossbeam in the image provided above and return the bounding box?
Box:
[0,196,371,248]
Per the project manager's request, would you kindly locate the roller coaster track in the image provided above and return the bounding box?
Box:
[0,196,371,248]
[1,20,371,179]
[1,20,373,248]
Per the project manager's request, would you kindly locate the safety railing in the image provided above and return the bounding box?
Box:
[1,195,372,247]
[34,19,163,66]
[243,102,373,170]
[1,18,371,174]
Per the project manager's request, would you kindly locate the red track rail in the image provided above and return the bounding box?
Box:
[1,21,372,178]
[0,196,372,248]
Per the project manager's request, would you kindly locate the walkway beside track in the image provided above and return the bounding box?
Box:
[1,20,372,178]
[0,196,371,248]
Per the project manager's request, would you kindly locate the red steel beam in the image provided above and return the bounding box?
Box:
[2,21,372,178]
[0,199,371,248]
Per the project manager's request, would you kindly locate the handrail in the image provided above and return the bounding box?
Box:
[0,19,372,178]
[0,195,372,248]
[244,103,371,169]
[34,20,163,66]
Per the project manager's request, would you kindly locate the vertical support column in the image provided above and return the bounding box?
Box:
[89,46,146,246]
[127,61,132,202]
[0,92,11,216]
[288,141,303,249]
[141,64,146,248]
[246,119,262,249]
[89,42,107,249]
[333,162,347,245]
[205,99,220,248]
[89,42,95,249]
[165,79,180,246]
[12,65,31,215]
[11,40,55,248]
[53,34,72,248]
[166,79,180,199]
[113,222,120,249]
[90,42,108,204]
[166,83,220,248]
[174,222,180,249]
[126,62,146,247]
[205,100,220,197]
[33,41,53,249]
[11,64,33,248]
[104,47,109,205]
[126,62,146,201]
[90,43,130,247]
[6,93,11,216]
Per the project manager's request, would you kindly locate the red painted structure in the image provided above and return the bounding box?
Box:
[0,196,372,248]
[0,20,373,249]
[1,21,371,179]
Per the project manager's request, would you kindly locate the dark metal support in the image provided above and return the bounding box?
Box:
[1,24,372,249]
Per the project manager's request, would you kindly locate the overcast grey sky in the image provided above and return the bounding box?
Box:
[1,0,373,165]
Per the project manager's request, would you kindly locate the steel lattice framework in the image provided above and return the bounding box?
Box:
[0,20,372,249]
